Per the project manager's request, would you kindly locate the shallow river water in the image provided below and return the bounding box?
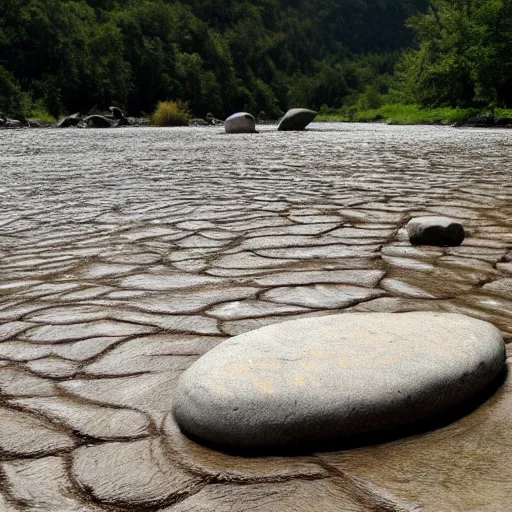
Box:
[0,123,511,511]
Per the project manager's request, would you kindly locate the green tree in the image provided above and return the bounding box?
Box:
[397,0,512,107]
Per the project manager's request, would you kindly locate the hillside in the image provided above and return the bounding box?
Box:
[0,0,428,118]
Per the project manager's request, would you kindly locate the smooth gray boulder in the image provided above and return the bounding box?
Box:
[278,108,317,131]
[407,216,465,246]
[173,312,505,450]
[224,112,257,134]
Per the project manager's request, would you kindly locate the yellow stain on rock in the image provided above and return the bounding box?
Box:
[321,327,337,336]
[256,359,282,371]
[207,383,234,396]
[228,364,250,375]
[307,348,338,360]
[293,374,306,387]
[374,356,399,366]
[459,352,469,360]
[252,377,275,394]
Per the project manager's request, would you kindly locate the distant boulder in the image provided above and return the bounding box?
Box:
[278,108,317,131]
[206,112,222,126]
[4,118,23,128]
[57,113,82,128]
[190,118,209,126]
[109,106,125,120]
[84,115,113,128]
[114,117,130,127]
[109,106,132,127]
[224,112,257,134]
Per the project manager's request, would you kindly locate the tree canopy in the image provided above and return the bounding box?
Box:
[0,0,428,118]
[396,0,512,108]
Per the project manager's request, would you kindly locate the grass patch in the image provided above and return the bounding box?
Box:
[151,101,190,127]
[317,104,512,125]
[355,105,479,124]
[28,107,57,124]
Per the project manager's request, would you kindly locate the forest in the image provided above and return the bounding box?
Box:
[1,0,512,121]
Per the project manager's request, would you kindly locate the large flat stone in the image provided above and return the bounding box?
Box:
[173,313,505,449]
[317,350,512,511]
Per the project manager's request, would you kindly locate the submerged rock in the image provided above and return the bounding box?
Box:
[407,216,465,246]
[224,112,257,134]
[173,312,505,450]
[84,115,113,128]
[278,108,317,131]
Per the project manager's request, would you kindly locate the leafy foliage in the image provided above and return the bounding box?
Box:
[0,0,428,118]
[396,0,512,108]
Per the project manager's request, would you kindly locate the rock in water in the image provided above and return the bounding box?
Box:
[109,106,130,126]
[84,115,113,128]
[278,108,317,131]
[109,106,124,119]
[224,112,257,134]
[173,312,505,450]
[57,113,82,128]
[407,216,465,246]
[114,117,130,127]
[4,119,23,128]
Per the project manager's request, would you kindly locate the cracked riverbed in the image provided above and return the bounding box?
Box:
[0,123,511,511]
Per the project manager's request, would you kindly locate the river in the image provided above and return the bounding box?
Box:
[0,123,511,511]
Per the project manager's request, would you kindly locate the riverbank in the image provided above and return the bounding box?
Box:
[5,104,512,129]
[316,104,512,126]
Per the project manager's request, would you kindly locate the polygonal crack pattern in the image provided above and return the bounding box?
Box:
[0,125,512,511]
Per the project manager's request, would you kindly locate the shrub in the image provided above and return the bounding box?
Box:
[151,101,190,127]
[28,100,57,123]
[0,66,26,118]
